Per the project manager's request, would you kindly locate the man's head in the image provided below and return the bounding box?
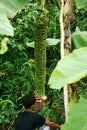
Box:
[22,94,36,109]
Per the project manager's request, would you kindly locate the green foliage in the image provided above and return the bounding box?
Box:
[71,6,87,32]
[78,77,87,98]
[46,1,60,38]
[75,0,87,9]
[11,2,38,44]
[0,12,14,36]
[0,0,29,17]
[61,97,87,130]
[0,0,87,130]
[0,1,63,128]
[0,99,14,123]
[46,38,60,46]
[0,56,35,129]
[0,3,38,129]
[49,47,87,90]
[0,0,29,36]
[26,38,60,48]
[75,9,87,31]
[72,28,87,49]
[0,54,35,95]
[0,37,9,54]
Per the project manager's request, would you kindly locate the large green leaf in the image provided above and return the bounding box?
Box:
[46,38,60,46]
[61,97,87,130]
[49,47,87,90]
[0,11,14,36]
[0,37,9,54]
[0,0,29,36]
[26,38,60,48]
[75,0,87,9]
[0,0,29,17]
[72,30,87,49]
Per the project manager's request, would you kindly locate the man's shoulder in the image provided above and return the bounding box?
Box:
[17,111,45,120]
[18,111,38,116]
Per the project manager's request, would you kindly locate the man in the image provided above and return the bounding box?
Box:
[15,94,61,130]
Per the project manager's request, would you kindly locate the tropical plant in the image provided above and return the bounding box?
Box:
[0,0,29,55]
[0,2,36,129]
[0,0,29,36]
[49,0,87,129]
[61,97,87,130]
[0,0,87,130]
[49,47,87,90]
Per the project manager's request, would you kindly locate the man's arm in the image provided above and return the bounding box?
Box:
[45,119,61,129]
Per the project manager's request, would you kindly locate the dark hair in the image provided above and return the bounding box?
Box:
[22,94,36,109]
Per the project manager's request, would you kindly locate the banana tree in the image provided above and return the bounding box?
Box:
[55,0,87,120]
[49,0,87,129]
[58,0,73,120]
[0,0,29,54]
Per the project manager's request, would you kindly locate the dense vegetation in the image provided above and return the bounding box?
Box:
[0,0,87,130]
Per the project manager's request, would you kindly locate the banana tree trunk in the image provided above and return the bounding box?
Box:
[59,0,72,120]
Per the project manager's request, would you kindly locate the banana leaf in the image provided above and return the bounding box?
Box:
[26,38,60,48]
[0,0,29,17]
[72,29,87,49]
[0,11,14,36]
[62,97,87,130]
[0,0,29,36]
[49,47,87,90]
[75,0,87,9]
